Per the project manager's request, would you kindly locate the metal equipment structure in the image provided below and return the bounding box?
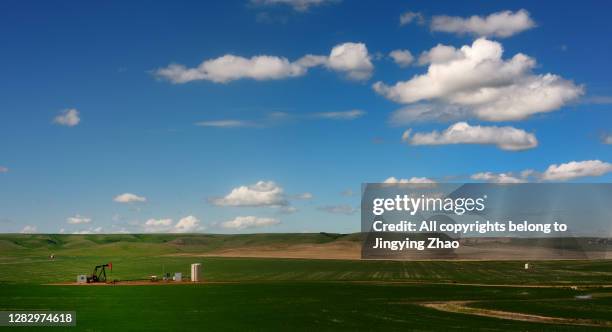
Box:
[191,263,201,282]
[87,262,112,283]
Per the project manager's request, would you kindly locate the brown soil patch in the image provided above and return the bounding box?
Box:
[163,241,606,261]
[167,241,362,260]
[420,301,612,327]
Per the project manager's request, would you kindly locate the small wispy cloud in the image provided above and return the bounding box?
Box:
[67,215,92,224]
[114,193,147,203]
[400,11,425,26]
[220,215,280,230]
[312,109,366,120]
[317,204,356,215]
[53,108,80,127]
[250,0,338,12]
[20,225,38,233]
[340,189,353,197]
[195,120,256,128]
[196,109,365,129]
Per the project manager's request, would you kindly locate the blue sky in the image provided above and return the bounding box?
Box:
[0,0,611,234]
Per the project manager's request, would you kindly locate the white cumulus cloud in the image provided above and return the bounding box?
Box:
[113,193,147,203]
[156,55,308,84]
[417,44,464,66]
[174,215,201,233]
[220,216,280,230]
[155,42,373,83]
[389,50,414,68]
[374,38,583,122]
[212,181,287,207]
[402,122,537,151]
[541,160,612,181]
[431,9,536,38]
[325,42,374,80]
[53,108,80,127]
[67,215,92,224]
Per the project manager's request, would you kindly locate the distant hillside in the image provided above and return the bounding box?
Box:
[0,233,609,260]
[0,233,362,257]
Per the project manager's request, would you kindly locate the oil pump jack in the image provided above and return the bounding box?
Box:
[87,262,112,283]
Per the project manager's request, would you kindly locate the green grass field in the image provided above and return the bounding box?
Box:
[0,234,610,331]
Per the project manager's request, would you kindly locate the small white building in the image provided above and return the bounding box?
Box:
[173,272,182,282]
[524,263,530,270]
[191,263,201,282]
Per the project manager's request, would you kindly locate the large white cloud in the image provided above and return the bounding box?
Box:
[403,122,537,151]
[374,38,583,122]
[431,9,536,38]
[155,42,373,83]
[220,216,280,230]
[211,181,288,207]
[541,160,612,181]
[113,193,147,203]
[53,109,80,127]
[67,215,92,224]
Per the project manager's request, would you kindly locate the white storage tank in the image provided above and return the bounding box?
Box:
[174,272,182,282]
[191,263,201,282]
[77,275,87,283]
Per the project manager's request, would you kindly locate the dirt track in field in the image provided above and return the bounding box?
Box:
[420,301,612,327]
